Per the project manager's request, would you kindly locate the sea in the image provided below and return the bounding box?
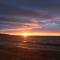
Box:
[0,36,60,60]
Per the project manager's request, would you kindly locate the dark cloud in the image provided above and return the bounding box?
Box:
[0,3,40,17]
[0,2,53,18]
[0,0,60,35]
[1,0,60,8]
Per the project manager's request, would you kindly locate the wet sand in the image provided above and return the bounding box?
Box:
[0,47,60,60]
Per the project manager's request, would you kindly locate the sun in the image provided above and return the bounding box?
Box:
[18,32,38,36]
[23,33,28,36]
[18,32,30,36]
[20,33,29,38]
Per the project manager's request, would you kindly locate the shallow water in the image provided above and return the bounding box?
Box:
[16,36,60,51]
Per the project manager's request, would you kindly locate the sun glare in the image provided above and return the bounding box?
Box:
[23,33,28,37]
[21,33,29,38]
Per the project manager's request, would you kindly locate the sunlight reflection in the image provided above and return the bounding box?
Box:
[16,36,41,49]
[17,35,29,49]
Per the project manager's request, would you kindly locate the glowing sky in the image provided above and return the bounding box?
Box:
[0,0,60,36]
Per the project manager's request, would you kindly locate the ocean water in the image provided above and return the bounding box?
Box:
[16,36,60,51]
[0,36,60,60]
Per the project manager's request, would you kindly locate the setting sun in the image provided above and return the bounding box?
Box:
[18,32,30,37]
[22,33,28,37]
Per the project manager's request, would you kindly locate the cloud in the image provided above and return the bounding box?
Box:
[0,17,60,33]
[0,3,41,17]
[0,0,60,35]
[0,2,53,19]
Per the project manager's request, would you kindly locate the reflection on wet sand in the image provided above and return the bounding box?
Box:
[16,36,32,49]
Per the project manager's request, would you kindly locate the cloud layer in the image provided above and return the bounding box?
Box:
[0,0,60,35]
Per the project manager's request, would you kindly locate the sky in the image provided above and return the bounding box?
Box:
[0,0,60,36]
